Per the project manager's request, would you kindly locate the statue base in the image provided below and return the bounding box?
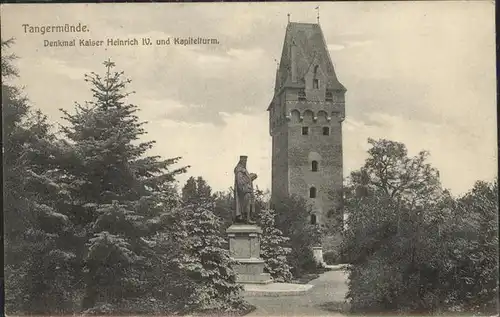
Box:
[226,224,272,284]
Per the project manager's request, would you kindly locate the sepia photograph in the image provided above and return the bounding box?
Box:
[1,2,498,316]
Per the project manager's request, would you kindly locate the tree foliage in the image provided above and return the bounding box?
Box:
[444,180,499,312]
[213,189,235,231]
[254,207,293,282]
[165,204,246,312]
[274,195,322,277]
[3,52,248,315]
[182,176,213,205]
[55,59,189,312]
[349,138,442,206]
[342,138,499,315]
[3,39,78,313]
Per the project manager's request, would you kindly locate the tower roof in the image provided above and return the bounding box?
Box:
[274,22,346,94]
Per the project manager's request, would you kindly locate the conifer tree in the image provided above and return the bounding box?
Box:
[182,176,214,205]
[164,204,247,313]
[58,59,187,312]
[171,176,247,313]
[2,39,76,314]
[252,190,293,282]
[255,207,293,282]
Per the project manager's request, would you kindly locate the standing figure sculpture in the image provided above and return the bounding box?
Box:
[233,156,257,224]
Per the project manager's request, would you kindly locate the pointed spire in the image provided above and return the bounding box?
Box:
[272,21,345,93]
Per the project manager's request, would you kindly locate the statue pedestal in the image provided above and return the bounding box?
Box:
[226,224,272,284]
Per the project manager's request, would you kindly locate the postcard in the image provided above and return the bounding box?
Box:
[2,2,498,316]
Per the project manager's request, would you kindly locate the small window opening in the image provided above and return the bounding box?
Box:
[310,214,317,225]
[325,91,333,102]
[309,186,317,198]
[323,127,330,135]
[298,89,306,101]
[302,127,309,135]
[312,160,318,172]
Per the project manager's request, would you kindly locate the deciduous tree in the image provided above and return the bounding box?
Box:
[342,138,498,315]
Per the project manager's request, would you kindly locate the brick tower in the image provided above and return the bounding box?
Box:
[268,21,346,234]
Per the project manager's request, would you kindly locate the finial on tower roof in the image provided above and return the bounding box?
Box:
[287,13,291,24]
[315,6,320,24]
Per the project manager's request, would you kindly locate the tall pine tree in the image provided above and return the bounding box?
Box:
[58,59,187,312]
[3,39,77,314]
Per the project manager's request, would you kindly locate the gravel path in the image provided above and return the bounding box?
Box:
[245,269,348,316]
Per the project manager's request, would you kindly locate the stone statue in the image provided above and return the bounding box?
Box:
[233,155,257,224]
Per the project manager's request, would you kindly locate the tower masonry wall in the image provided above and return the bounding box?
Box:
[287,100,344,225]
[270,87,345,226]
[271,123,289,204]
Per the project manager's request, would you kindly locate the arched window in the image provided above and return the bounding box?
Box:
[311,160,318,172]
[313,65,319,77]
[290,109,301,122]
[309,186,317,198]
[310,214,317,225]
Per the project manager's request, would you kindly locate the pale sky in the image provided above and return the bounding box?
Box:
[1,2,497,196]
